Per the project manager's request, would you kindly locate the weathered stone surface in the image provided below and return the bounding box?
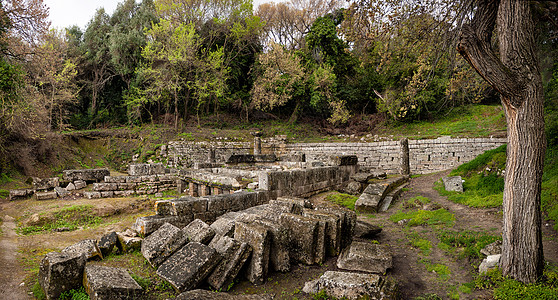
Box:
[128,163,165,176]
[133,215,193,236]
[84,265,143,300]
[313,205,355,250]
[65,182,76,191]
[25,213,55,227]
[234,221,271,285]
[354,220,382,239]
[210,215,237,238]
[38,251,86,299]
[117,230,142,253]
[344,181,362,195]
[480,240,502,256]
[8,188,34,200]
[33,177,60,190]
[54,186,69,197]
[74,180,87,189]
[379,183,407,212]
[98,232,118,257]
[479,254,501,274]
[183,219,215,244]
[84,191,101,199]
[303,209,342,256]
[141,223,189,268]
[36,191,57,200]
[355,192,382,213]
[442,176,463,192]
[280,213,320,265]
[355,176,408,213]
[156,242,221,292]
[63,168,110,182]
[175,289,274,300]
[351,173,376,183]
[62,239,103,261]
[302,271,392,300]
[329,155,358,166]
[207,236,252,291]
[337,242,392,274]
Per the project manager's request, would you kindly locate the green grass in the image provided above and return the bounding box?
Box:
[390,209,455,228]
[420,259,451,281]
[59,287,90,300]
[17,205,103,235]
[404,196,431,208]
[326,192,359,210]
[542,145,558,231]
[437,230,501,259]
[475,268,558,300]
[408,233,432,256]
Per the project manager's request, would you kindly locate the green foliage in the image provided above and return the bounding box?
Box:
[542,145,558,230]
[59,287,90,300]
[390,209,455,228]
[420,259,451,280]
[404,196,431,208]
[325,192,358,210]
[131,273,151,290]
[18,205,103,235]
[408,234,432,256]
[475,268,558,300]
[32,280,46,300]
[451,145,507,178]
[437,230,501,259]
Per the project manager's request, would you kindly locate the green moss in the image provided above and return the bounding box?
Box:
[326,192,358,210]
[437,230,500,259]
[420,259,451,280]
[475,268,558,300]
[390,209,455,228]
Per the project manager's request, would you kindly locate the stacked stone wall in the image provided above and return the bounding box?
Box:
[85,174,177,199]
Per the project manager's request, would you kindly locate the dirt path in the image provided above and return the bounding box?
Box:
[0,209,32,300]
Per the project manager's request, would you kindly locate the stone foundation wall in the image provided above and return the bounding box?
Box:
[161,137,506,174]
[85,174,177,199]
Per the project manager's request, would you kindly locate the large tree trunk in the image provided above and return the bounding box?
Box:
[458,0,545,283]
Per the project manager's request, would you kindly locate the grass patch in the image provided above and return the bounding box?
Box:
[420,259,451,281]
[404,196,431,208]
[542,145,558,231]
[475,268,558,300]
[59,287,90,300]
[390,209,455,228]
[17,205,103,235]
[409,234,432,256]
[437,230,501,259]
[326,192,359,210]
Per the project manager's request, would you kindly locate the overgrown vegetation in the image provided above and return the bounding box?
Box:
[389,209,455,228]
[325,192,359,210]
[17,205,103,235]
[474,268,558,300]
[437,230,501,260]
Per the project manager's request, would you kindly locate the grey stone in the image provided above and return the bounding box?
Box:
[234,221,271,285]
[344,181,362,195]
[32,177,60,190]
[183,219,216,244]
[479,254,501,274]
[54,186,69,197]
[156,242,221,292]
[128,163,166,176]
[329,155,358,166]
[354,220,382,239]
[74,180,87,189]
[8,188,34,200]
[280,213,321,265]
[337,241,392,274]
[63,168,110,182]
[141,223,189,268]
[442,176,463,192]
[83,265,143,300]
[117,231,142,253]
[355,176,408,213]
[210,216,237,238]
[176,289,274,300]
[65,182,76,191]
[302,271,391,300]
[303,209,342,256]
[62,239,103,261]
[379,183,407,212]
[98,232,118,257]
[36,191,57,200]
[84,191,101,199]
[38,251,86,299]
[133,215,193,236]
[207,236,252,291]
[480,240,502,256]
[351,173,376,183]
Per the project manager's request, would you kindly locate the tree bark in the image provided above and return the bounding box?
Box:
[458,0,545,283]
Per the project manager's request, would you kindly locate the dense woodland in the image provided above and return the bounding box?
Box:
[0,0,556,172]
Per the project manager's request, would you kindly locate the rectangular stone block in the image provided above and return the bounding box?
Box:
[207,236,252,291]
[303,209,342,256]
[84,265,143,300]
[141,222,189,268]
[183,219,215,244]
[157,242,221,292]
[133,215,193,236]
[63,168,110,182]
[279,213,320,265]
[62,239,103,261]
[336,242,392,274]
[39,251,86,299]
[234,221,271,285]
[36,191,57,200]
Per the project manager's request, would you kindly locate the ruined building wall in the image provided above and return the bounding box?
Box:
[161,137,507,174]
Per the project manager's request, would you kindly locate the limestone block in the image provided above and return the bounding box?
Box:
[175,289,274,300]
[234,221,271,285]
[63,168,110,182]
[84,265,143,300]
[32,177,59,190]
[207,236,252,291]
[354,220,382,239]
[8,188,34,200]
[84,191,101,199]
[128,163,165,176]
[100,191,114,198]
[93,183,118,192]
[279,213,320,265]
[480,240,502,256]
[141,223,189,268]
[74,180,87,189]
[344,181,362,195]
[479,254,501,274]
[133,215,193,236]
[442,176,463,192]
[98,232,118,257]
[303,209,342,256]
[38,251,86,299]
[104,176,126,183]
[156,242,221,292]
[62,239,103,261]
[65,182,76,191]
[156,197,207,216]
[183,219,215,244]
[337,241,392,274]
[302,271,388,300]
[210,213,240,238]
[117,230,142,253]
[36,191,57,200]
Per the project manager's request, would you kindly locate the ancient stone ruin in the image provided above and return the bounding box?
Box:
[28,136,507,299]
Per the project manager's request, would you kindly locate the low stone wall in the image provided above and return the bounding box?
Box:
[259,165,359,199]
[161,137,507,174]
[85,174,177,199]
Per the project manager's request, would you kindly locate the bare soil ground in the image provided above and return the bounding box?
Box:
[1,171,557,299]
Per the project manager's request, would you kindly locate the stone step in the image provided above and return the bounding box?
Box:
[355,176,409,213]
[378,183,408,212]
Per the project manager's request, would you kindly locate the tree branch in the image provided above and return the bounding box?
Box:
[457,0,524,106]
